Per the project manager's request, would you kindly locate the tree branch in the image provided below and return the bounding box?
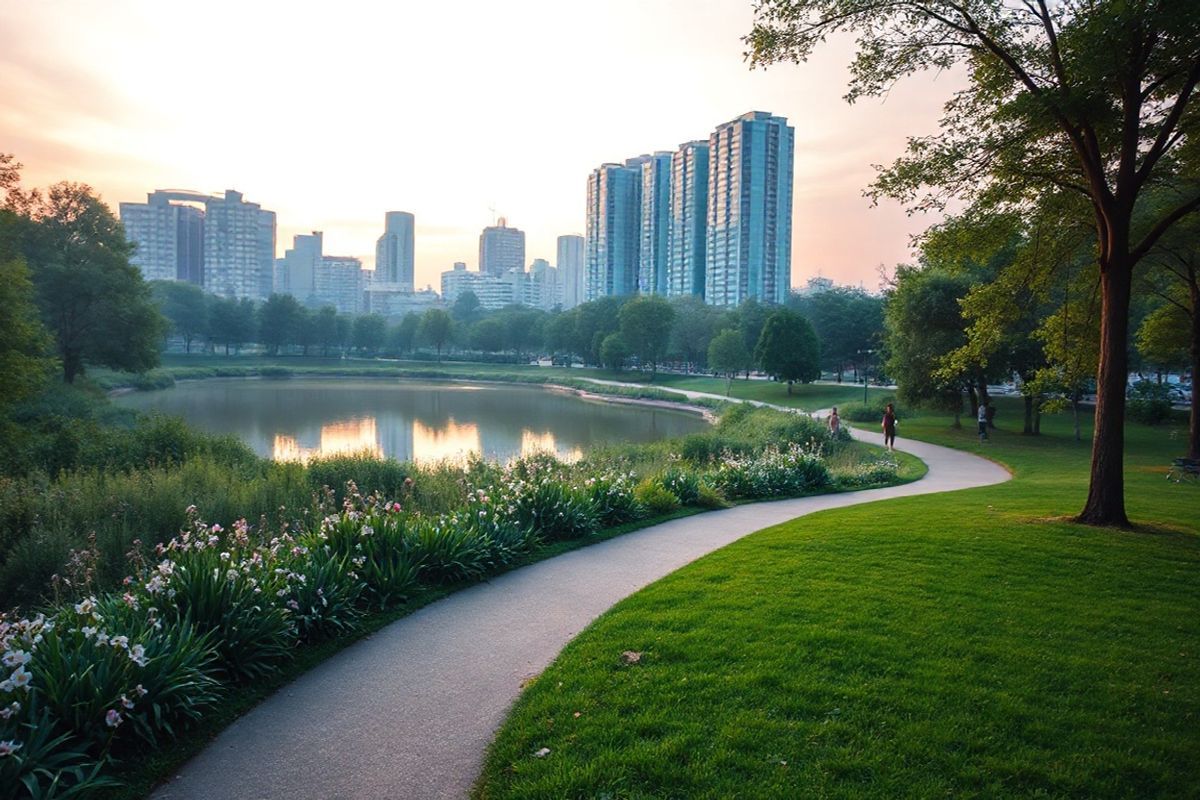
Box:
[1132,193,1200,263]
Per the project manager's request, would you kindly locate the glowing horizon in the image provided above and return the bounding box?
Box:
[0,0,959,293]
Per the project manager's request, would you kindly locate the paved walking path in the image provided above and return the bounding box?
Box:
[153,424,1009,800]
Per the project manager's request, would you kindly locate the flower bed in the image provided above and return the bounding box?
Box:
[0,406,897,795]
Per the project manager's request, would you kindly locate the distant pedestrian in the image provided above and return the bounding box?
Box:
[978,402,989,441]
[882,403,897,450]
[828,407,841,435]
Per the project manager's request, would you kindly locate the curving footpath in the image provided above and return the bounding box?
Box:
[152,424,1009,800]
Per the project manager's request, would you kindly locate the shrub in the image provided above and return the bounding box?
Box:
[306,455,412,504]
[839,396,899,423]
[658,467,702,505]
[322,508,421,609]
[276,549,364,643]
[0,705,114,800]
[585,473,645,527]
[710,443,832,500]
[405,515,491,585]
[634,478,681,516]
[1127,381,1173,425]
[694,482,729,509]
[835,456,901,488]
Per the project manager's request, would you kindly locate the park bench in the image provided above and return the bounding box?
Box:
[1166,457,1200,483]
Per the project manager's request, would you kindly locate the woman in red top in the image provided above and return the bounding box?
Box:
[882,403,897,450]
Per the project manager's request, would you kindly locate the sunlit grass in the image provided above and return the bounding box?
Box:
[475,405,1200,799]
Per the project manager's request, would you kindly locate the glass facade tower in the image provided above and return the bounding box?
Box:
[375,211,415,290]
[585,156,646,300]
[705,112,794,307]
[667,140,709,298]
[638,152,673,295]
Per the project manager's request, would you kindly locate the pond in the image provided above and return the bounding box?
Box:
[114,378,708,464]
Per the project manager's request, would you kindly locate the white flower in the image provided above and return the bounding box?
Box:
[0,701,19,720]
[134,683,147,697]
[0,740,22,757]
[0,680,10,692]
[129,644,147,667]
[1,650,29,668]
[105,709,122,728]
[226,569,239,582]
[95,633,109,647]
[109,635,129,650]
[81,626,97,639]
[10,667,31,691]
[121,694,134,710]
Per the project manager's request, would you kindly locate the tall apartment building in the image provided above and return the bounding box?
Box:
[529,258,562,310]
[638,152,673,295]
[276,231,324,300]
[668,140,709,298]
[585,156,646,301]
[556,234,585,309]
[315,256,366,314]
[705,111,794,307]
[202,190,276,300]
[120,190,207,285]
[375,211,415,290]
[479,219,526,277]
[440,263,515,310]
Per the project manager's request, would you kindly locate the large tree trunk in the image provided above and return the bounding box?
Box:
[1023,395,1034,435]
[63,349,82,384]
[1079,258,1133,527]
[967,386,979,419]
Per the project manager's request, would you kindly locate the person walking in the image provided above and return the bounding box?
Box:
[882,403,897,450]
[828,407,841,436]
[978,401,989,441]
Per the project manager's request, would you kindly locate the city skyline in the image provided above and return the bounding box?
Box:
[0,0,958,292]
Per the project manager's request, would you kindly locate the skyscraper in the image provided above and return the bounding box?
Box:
[120,190,206,285]
[668,140,709,298]
[375,211,415,290]
[277,231,324,301]
[705,112,795,306]
[639,152,673,295]
[203,189,276,301]
[556,234,585,309]
[479,219,525,277]
[585,156,646,300]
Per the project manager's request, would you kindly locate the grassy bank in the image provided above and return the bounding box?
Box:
[475,405,1200,799]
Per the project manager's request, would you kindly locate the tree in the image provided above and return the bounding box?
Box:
[747,1,1200,526]
[618,295,675,377]
[600,332,630,371]
[0,248,53,413]
[669,296,722,371]
[418,308,454,360]
[258,294,302,356]
[733,299,770,376]
[708,329,752,396]
[451,291,483,325]
[352,314,388,356]
[389,313,420,356]
[544,311,578,359]
[293,307,317,356]
[573,297,625,365]
[12,182,165,382]
[500,308,546,360]
[470,317,507,353]
[789,287,884,382]
[151,280,209,353]
[884,266,972,423]
[209,296,256,355]
[754,309,820,395]
[313,306,340,357]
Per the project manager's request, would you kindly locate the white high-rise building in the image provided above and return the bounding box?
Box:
[668,140,709,298]
[705,112,794,306]
[314,256,366,314]
[277,231,323,301]
[375,211,415,291]
[119,190,207,286]
[203,189,276,300]
[556,234,585,309]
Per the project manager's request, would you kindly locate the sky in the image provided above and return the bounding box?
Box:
[0,0,958,292]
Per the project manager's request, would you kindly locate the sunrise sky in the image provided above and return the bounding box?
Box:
[1,0,958,292]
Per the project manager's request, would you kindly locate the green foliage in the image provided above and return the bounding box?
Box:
[305,455,411,504]
[706,329,751,395]
[884,265,971,413]
[0,706,115,800]
[257,294,303,356]
[1127,381,1174,426]
[323,510,421,609]
[151,281,209,354]
[839,396,900,423]
[599,332,630,371]
[754,309,820,392]
[1136,302,1190,374]
[352,314,387,356]
[618,296,675,374]
[207,296,257,355]
[13,184,166,383]
[788,286,884,380]
[469,317,507,353]
[0,249,54,417]
[709,443,831,500]
[633,477,680,516]
[277,549,364,643]
[418,308,454,358]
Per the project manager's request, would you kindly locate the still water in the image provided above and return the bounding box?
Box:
[115,378,708,463]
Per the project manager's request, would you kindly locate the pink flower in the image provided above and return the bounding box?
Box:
[105,709,122,728]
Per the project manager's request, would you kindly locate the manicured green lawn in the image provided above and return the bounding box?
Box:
[475,406,1200,799]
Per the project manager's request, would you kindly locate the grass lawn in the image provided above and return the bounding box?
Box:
[474,403,1200,799]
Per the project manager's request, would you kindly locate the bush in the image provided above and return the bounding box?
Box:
[633,478,681,516]
[1127,381,1173,425]
[658,467,702,505]
[585,473,644,527]
[835,456,900,488]
[839,396,900,423]
[405,515,491,585]
[322,506,421,609]
[277,549,364,643]
[710,444,832,500]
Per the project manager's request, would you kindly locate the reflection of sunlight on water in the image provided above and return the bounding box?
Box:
[274,418,383,462]
[521,430,581,463]
[412,419,482,463]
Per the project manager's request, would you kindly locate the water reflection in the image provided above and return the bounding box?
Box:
[115,378,707,464]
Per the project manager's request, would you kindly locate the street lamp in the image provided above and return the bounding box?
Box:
[857,349,877,404]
